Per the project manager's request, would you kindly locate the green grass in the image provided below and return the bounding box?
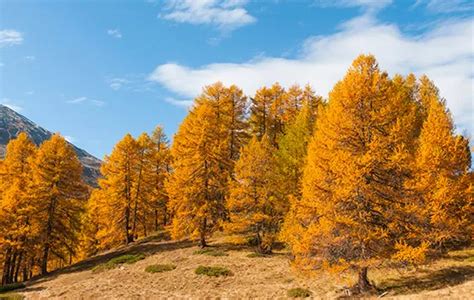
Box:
[145,264,176,273]
[193,248,229,257]
[287,288,312,298]
[0,284,25,294]
[92,254,145,272]
[195,266,233,277]
[0,293,24,300]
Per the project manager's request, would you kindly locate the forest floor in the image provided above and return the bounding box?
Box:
[2,232,473,299]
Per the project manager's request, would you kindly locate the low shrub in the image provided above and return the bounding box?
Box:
[92,254,145,272]
[287,288,312,298]
[195,266,233,277]
[145,264,176,273]
[193,249,228,257]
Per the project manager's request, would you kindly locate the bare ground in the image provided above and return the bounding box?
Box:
[8,234,474,299]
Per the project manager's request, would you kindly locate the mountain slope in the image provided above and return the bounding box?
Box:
[0,104,101,185]
[10,234,474,299]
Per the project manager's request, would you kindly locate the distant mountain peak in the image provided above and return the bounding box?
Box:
[0,104,101,186]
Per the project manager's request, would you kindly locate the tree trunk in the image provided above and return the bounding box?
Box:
[154,209,159,232]
[8,251,17,284]
[14,251,22,283]
[2,248,11,285]
[199,218,207,248]
[357,267,372,292]
[41,245,49,275]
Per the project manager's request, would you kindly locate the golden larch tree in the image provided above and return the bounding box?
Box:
[31,134,88,274]
[167,83,244,247]
[281,55,419,292]
[0,133,38,284]
[95,134,139,246]
[226,135,284,253]
[407,77,472,250]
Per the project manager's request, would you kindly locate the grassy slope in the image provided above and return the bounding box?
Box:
[5,233,474,299]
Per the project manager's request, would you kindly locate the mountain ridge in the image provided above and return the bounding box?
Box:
[0,104,101,186]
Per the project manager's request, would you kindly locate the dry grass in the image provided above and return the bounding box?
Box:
[14,235,474,299]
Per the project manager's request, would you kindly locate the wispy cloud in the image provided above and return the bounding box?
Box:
[0,98,23,112]
[67,97,88,104]
[413,0,473,13]
[67,97,105,107]
[149,13,474,135]
[164,97,194,108]
[160,0,256,31]
[108,78,130,90]
[314,0,393,11]
[0,29,23,47]
[24,56,36,62]
[107,29,122,38]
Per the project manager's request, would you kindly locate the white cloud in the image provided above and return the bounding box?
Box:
[160,0,256,31]
[67,97,105,107]
[0,30,23,47]
[164,97,194,108]
[314,0,393,11]
[24,55,36,61]
[413,0,473,13]
[90,99,105,107]
[108,78,130,90]
[149,14,474,135]
[0,98,23,112]
[67,97,88,104]
[107,29,122,38]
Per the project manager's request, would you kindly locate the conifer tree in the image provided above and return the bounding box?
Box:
[167,83,244,247]
[276,102,316,200]
[250,83,286,145]
[281,55,418,292]
[148,126,172,230]
[226,136,283,253]
[408,77,472,250]
[0,133,38,284]
[31,134,88,274]
[96,134,139,246]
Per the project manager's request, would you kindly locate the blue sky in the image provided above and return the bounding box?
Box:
[1,0,473,159]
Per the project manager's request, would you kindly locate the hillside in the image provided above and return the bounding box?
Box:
[5,234,473,299]
[0,104,101,185]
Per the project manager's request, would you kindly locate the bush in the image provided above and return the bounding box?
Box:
[195,266,233,277]
[193,249,228,257]
[0,283,25,293]
[92,254,145,272]
[287,288,312,298]
[145,264,176,273]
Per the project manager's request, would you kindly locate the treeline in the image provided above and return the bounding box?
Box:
[0,55,472,291]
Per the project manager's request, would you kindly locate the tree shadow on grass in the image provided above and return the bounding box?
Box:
[379,265,474,295]
[25,231,195,286]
